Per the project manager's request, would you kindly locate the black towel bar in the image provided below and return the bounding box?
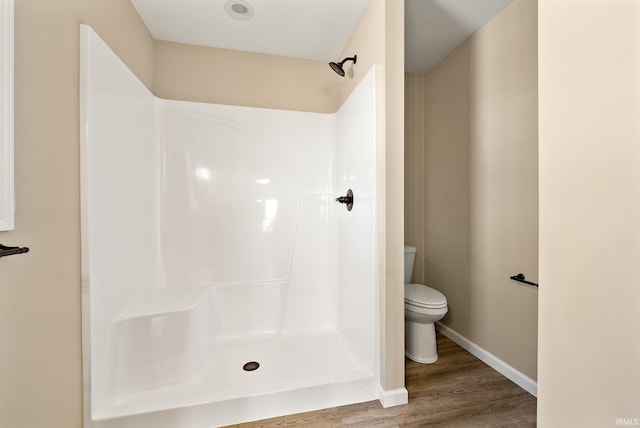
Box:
[510,273,538,287]
[0,243,30,259]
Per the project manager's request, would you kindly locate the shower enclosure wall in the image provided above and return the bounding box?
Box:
[80,26,379,427]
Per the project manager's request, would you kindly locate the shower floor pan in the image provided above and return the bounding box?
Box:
[95,331,376,426]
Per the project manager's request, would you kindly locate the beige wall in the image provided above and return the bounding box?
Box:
[404,73,425,282]
[155,41,337,113]
[338,0,405,392]
[538,0,640,425]
[0,1,154,427]
[405,0,538,380]
[380,0,405,392]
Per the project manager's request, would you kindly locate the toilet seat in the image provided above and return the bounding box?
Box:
[404,284,447,309]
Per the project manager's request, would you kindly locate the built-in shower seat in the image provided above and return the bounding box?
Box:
[112,286,216,394]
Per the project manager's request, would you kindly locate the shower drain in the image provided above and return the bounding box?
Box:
[243,361,260,372]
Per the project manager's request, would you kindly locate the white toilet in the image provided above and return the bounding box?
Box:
[404,245,448,363]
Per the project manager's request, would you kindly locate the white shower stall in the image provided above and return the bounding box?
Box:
[80,26,379,427]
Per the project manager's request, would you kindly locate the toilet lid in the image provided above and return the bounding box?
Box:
[404,284,447,309]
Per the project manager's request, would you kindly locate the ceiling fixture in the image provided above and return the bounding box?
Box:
[225,0,254,21]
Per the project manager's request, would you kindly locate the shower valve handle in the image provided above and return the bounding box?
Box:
[335,189,354,211]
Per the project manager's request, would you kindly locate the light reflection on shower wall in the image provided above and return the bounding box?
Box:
[160,101,334,286]
[159,74,377,342]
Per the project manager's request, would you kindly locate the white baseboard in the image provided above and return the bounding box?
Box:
[377,385,408,408]
[435,322,537,397]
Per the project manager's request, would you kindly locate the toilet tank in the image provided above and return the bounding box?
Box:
[404,245,417,284]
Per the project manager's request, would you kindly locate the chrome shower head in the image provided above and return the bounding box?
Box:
[329,55,357,76]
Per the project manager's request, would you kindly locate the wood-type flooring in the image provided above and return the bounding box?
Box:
[228,331,537,427]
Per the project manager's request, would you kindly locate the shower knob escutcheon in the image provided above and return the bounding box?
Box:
[336,189,354,211]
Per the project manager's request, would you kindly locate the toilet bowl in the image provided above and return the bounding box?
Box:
[404,245,448,363]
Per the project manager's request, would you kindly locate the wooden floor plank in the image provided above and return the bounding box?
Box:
[228,333,536,427]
